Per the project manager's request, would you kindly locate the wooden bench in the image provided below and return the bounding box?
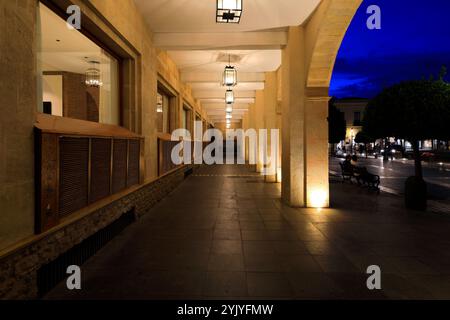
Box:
[339,162,380,191]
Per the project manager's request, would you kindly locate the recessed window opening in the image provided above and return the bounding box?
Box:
[38,2,120,125]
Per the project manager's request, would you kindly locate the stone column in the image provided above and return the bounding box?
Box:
[254,90,265,173]
[0,0,37,250]
[242,112,249,162]
[264,72,279,182]
[248,103,257,170]
[281,26,306,207]
[305,89,330,208]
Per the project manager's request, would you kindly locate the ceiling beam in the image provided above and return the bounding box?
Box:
[189,82,265,91]
[153,32,287,50]
[194,90,255,99]
[202,103,249,110]
[181,72,266,83]
[200,98,255,104]
[207,109,247,115]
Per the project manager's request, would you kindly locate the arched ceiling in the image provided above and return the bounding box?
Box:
[134,0,322,124]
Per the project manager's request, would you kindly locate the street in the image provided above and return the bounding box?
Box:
[330,157,450,201]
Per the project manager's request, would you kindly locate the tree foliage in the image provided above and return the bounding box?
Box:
[354,130,373,144]
[363,79,450,178]
[363,80,450,142]
[328,98,346,144]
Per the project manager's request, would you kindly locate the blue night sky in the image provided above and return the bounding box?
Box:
[329,0,450,98]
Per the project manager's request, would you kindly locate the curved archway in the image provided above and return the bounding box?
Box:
[281,0,362,207]
[306,0,363,89]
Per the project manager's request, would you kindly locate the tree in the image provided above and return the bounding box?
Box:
[354,130,373,157]
[328,98,346,145]
[354,130,373,145]
[363,79,450,209]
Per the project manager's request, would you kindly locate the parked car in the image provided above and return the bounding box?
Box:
[421,152,435,161]
[335,150,347,158]
[387,145,405,159]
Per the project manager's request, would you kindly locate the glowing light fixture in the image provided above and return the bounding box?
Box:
[85,61,103,87]
[226,119,231,124]
[309,189,328,209]
[225,89,234,104]
[223,66,237,87]
[226,105,233,113]
[216,0,243,24]
[226,113,232,119]
[156,93,163,113]
[222,55,238,88]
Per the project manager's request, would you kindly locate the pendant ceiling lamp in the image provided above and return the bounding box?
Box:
[225,89,234,104]
[223,55,237,87]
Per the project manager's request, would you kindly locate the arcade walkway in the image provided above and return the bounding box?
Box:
[45,165,450,300]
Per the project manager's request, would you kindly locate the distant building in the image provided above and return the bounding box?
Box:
[333,98,368,152]
[333,98,449,156]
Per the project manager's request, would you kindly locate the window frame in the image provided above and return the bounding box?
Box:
[38,0,126,127]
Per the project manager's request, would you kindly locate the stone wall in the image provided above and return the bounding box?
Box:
[0,0,37,252]
[0,165,193,300]
[0,0,212,252]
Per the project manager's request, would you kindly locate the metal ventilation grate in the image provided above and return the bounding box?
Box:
[127,140,140,187]
[90,138,112,203]
[112,139,127,193]
[59,137,89,217]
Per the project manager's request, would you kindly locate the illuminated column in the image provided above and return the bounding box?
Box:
[281,26,306,207]
[248,103,257,170]
[264,71,279,182]
[305,90,330,208]
[242,112,249,162]
[255,90,265,173]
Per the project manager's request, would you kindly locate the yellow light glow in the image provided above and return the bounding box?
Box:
[309,189,328,208]
[276,167,282,182]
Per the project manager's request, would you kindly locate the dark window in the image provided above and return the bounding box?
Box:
[354,112,361,125]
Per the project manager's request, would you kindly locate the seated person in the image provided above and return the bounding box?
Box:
[350,155,379,187]
[351,154,359,166]
[342,155,353,172]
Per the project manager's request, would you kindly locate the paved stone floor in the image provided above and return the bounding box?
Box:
[45,165,450,300]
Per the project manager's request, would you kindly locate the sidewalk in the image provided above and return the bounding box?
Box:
[44,165,450,300]
[330,168,450,215]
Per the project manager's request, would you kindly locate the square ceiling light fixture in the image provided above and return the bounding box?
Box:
[216,0,243,24]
